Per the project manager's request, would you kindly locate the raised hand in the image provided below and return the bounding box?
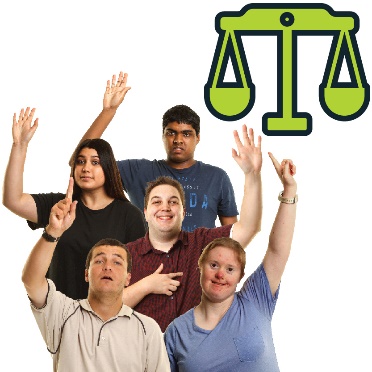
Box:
[146,263,183,296]
[268,152,297,192]
[103,71,131,110]
[232,125,262,175]
[12,107,38,145]
[47,177,77,238]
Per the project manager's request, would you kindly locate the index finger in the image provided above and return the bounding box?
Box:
[66,177,74,200]
[167,272,183,278]
[268,152,280,168]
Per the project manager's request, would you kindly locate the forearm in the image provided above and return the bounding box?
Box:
[82,108,117,141]
[268,187,297,257]
[122,278,152,308]
[22,232,57,307]
[3,143,37,221]
[68,108,118,166]
[232,172,262,247]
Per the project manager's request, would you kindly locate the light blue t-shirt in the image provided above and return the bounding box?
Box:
[117,159,238,232]
[164,264,280,372]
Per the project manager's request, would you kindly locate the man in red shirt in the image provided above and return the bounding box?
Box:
[122,125,263,332]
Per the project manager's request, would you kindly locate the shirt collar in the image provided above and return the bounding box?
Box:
[138,230,189,255]
[79,299,133,318]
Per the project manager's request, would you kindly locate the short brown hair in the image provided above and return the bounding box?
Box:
[144,176,186,209]
[198,237,246,280]
[85,238,132,272]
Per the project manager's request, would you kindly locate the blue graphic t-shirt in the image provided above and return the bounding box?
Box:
[117,159,238,231]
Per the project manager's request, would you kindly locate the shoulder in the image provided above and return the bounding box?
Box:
[113,199,143,213]
[116,159,159,167]
[31,192,66,202]
[132,311,162,334]
[196,161,227,173]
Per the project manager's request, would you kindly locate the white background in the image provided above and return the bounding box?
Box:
[0,1,371,370]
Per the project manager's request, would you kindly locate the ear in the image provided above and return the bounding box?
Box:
[196,133,200,144]
[143,208,149,222]
[125,273,131,287]
[84,269,89,283]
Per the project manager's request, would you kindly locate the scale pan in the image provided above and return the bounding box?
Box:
[324,87,366,117]
[209,87,250,117]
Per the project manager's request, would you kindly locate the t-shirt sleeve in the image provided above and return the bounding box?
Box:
[218,169,239,217]
[164,322,179,372]
[117,159,148,192]
[121,202,147,242]
[31,279,78,353]
[27,193,65,230]
[116,159,131,192]
[239,263,279,320]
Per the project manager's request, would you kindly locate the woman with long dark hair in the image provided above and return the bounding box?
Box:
[3,107,146,299]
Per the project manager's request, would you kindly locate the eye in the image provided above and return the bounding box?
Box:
[169,200,179,205]
[114,261,122,266]
[95,259,103,264]
[76,159,85,165]
[210,262,218,269]
[183,132,191,137]
[92,160,100,166]
[227,267,235,273]
[165,131,175,136]
[152,200,161,205]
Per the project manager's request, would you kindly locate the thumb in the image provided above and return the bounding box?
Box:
[268,152,282,177]
[154,263,164,274]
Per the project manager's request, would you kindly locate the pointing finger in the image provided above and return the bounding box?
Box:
[66,177,74,200]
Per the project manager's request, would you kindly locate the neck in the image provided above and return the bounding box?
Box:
[87,291,123,321]
[81,190,114,210]
[194,295,234,331]
[148,229,180,252]
[165,158,196,170]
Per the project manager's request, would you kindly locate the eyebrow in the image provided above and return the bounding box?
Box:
[165,129,194,134]
[77,155,100,159]
[150,195,180,201]
[93,252,125,261]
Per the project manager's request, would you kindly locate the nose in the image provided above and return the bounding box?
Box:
[162,203,171,211]
[82,164,90,172]
[103,263,112,271]
[173,133,183,144]
[215,270,224,280]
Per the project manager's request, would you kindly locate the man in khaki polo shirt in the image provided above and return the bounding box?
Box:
[22,178,170,372]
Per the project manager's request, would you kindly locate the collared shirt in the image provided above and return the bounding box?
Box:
[126,224,233,332]
[31,280,170,372]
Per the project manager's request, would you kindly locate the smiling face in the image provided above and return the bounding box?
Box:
[85,245,131,296]
[144,184,185,236]
[74,147,106,192]
[200,246,242,304]
[162,122,200,169]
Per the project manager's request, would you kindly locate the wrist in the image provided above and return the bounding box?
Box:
[42,225,61,243]
[102,106,117,114]
[278,190,298,204]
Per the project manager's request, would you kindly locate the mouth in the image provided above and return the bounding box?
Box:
[211,281,226,287]
[156,215,173,221]
[80,176,93,180]
[172,146,184,152]
[101,276,113,281]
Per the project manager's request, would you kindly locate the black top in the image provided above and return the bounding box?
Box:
[28,193,146,299]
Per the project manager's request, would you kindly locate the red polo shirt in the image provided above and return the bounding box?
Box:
[126,224,232,332]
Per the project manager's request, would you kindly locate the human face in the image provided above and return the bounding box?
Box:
[162,122,200,168]
[144,184,185,236]
[200,246,242,303]
[74,147,105,192]
[85,245,131,295]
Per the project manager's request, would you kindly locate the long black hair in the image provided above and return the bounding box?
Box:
[70,139,128,201]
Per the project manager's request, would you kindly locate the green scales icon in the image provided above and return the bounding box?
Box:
[204,3,370,135]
